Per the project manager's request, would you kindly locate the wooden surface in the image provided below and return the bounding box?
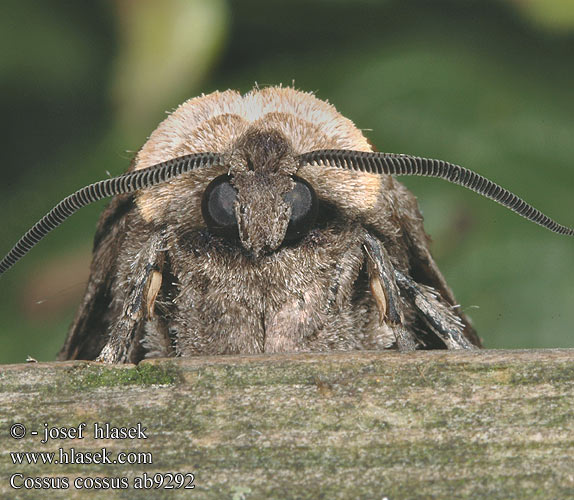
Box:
[1,349,573,499]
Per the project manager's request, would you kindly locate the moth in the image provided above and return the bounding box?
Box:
[1,87,572,363]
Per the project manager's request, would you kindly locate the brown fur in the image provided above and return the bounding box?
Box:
[60,86,480,363]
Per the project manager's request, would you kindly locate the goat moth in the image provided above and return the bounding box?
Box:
[2,87,572,363]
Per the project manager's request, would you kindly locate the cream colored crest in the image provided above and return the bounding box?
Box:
[134,87,383,222]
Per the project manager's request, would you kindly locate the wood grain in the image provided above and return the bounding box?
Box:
[1,349,573,499]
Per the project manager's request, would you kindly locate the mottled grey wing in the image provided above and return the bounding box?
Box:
[398,199,482,348]
[365,175,482,348]
[58,194,135,360]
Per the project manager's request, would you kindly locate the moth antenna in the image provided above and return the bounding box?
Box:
[0,152,223,276]
[298,150,574,236]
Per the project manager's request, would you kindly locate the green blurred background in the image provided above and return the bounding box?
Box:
[1,0,573,363]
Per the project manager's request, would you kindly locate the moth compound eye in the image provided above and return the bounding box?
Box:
[283,176,318,241]
[201,174,238,231]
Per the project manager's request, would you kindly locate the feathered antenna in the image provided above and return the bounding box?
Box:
[0,152,223,276]
[298,150,574,236]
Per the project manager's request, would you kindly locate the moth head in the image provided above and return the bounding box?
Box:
[201,129,318,257]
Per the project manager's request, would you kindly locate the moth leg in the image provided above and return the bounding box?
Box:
[139,270,178,360]
[96,232,167,363]
[393,270,477,350]
[364,233,418,351]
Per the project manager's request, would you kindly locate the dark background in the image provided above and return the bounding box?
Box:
[1,0,573,363]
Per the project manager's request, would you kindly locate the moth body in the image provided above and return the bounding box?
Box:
[57,87,480,362]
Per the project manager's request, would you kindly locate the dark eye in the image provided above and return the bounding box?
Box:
[283,176,318,240]
[201,174,238,232]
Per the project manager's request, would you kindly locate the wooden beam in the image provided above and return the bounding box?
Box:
[2,349,573,498]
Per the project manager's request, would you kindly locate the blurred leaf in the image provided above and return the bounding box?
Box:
[510,0,574,33]
[112,0,229,144]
